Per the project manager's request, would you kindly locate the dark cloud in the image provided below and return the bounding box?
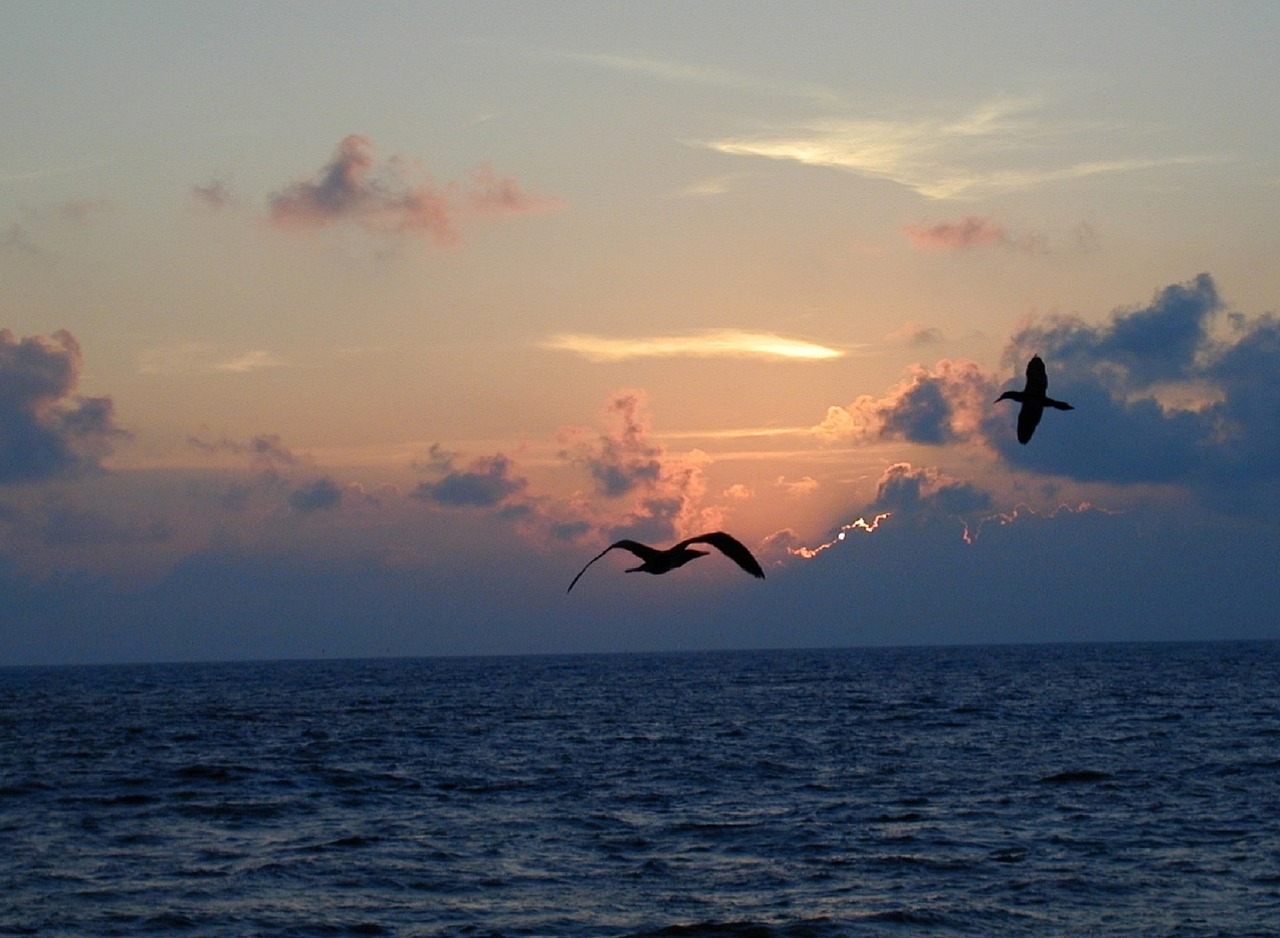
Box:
[266,135,558,244]
[289,477,344,513]
[0,498,169,552]
[994,274,1280,509]
[869,463,993,518]
[882,375,955,445]
[820,275,1280,513]
[550,519,593,542]
[412,453,528,508]
[41,504,171,547]
[1017,273,1220,388]
[820,360,993,446]
[8,489,1277,665]
[0,329,127,483]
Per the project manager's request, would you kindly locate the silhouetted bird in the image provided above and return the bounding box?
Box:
[995,354,1074,444]
[567,531,765,593]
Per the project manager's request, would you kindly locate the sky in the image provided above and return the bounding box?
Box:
[3,1,1280,665]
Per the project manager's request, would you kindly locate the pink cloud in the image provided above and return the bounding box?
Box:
[558,391,663,498]
[556,390,721,545]
[266,135,559,244]
[902,216,1008,251]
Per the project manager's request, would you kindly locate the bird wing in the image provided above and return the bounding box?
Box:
[1016,401,1044,444]
[1025,355,1048,396]
[566,540,661,593]
[676,532,765,579]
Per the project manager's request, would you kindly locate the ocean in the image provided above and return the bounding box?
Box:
[1,642,1277,936]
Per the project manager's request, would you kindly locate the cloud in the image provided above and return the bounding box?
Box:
[541,329,846,362]
[559,391,663,498]
[802,274,1280,513]
[1,224,44,259]
[399,393,723,551]
[991,273,1280,510]
[868,463,993,518]
[266,135,559,244]
[902,216,1009,251]
[885,321,945,346]
[601,446,715,546]
[903,216,1095,256]
[1015,273,1220,389]
[817,359,994,445]
[810,274,1279,514]
[555,390,723,545]
[776,475,820,498]
[289,477,344,513]
[704,98,1214,200]
[412,453,528,508]
[40,503,171,547]
[813,274,1274,508]
[0,329,127,483]
[187,433,302,472]
[214,350,288,373]
[138,344,287,376]
[55,199,112,223]
[192,176,237,209]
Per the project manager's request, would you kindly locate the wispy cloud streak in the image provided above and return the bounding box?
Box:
[704,99,1216,199]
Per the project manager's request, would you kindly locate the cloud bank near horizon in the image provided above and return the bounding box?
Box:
[4,272,1280,663]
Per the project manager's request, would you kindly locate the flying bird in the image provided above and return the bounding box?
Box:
[995,354,1074,444]
[567,531,765,593]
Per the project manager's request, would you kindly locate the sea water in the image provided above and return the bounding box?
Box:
[1,642,1277,936]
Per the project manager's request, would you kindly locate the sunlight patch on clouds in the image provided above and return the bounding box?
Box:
[704,98,1217,200]
[541,330,846,362]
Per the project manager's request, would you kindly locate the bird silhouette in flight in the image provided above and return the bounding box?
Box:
[567,531,765,593]
[995,355,1074,444]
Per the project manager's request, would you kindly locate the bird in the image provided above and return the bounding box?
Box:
[994,354,1074,444]
[567,531,765,593]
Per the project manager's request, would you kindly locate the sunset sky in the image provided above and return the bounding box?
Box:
[4,2,1280,664]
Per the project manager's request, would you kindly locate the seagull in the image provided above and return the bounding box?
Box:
[995,355,1074,444]
[567,531,765,593]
